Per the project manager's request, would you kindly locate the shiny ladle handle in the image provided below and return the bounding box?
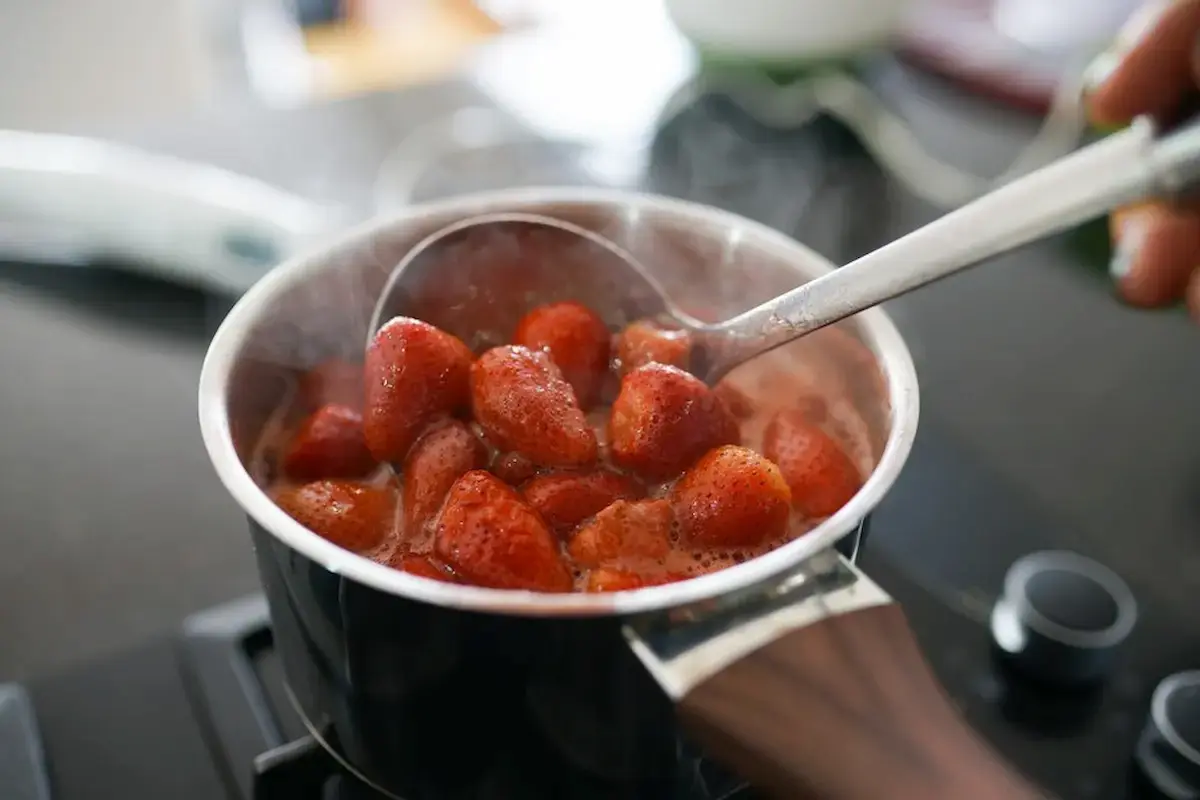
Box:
[677,603,1046,800]
[700,114,1199,381]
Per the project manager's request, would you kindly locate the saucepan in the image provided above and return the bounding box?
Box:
[199,187,1041,799]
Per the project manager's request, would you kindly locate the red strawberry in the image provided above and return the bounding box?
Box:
[471,346,597,468]
[712,380,755,420]
[491,452,538,485]
[282,404,376,481]
[585,568,686,592]
[762,410,862,518]
[402,420,486,536]
[391,554,458,583]
[364,317,473,464]
[614,320,691,375]
[434,471,572,592]
[609,363,739,481]
[299,359,364,412]
[673,445,792,548]
[521,470,642,535]
[513,301,611,409]
[273,481,395,552]
[568,499,672,567]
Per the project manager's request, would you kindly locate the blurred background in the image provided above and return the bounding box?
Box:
[3,2,1200,800]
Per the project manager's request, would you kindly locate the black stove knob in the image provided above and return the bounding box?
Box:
[1136,671,1200,799]
[990,550,1137,686]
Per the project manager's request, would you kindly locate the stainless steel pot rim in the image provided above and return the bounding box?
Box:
[198,187,920,617]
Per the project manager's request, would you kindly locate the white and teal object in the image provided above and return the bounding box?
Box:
[664,0,918,74]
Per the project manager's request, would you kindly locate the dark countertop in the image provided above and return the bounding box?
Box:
[0,63,1198,690]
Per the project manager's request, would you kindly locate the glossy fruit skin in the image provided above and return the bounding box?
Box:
[608,363,739,481]
[434,471,573,592]
[584,568,687,592]
[471,346,598,468]
[614,320,691,374]
[568,499,673,567]
[273,480,395,552]
[491,451,538,485]
[673,446,792,548]
[762,409,862,518]
[282,404,377,482]
[513,301,611,409]
[402,420,487,536]
[390,554,458,583]
[364,317,474,464]
[521,470,642,536]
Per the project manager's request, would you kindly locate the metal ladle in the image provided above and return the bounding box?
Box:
[370,115,1199,384]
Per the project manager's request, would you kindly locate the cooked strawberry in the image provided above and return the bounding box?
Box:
[568,499,672,567]
[585,568,646,592]
[762,409,862,518]
[609,363,739,481]
[402,420,486,536]
[274,481,395,552]
[521,470,642,535]
[584,568,686,592]
[364,317,473,463]
[391,554,457,583]
[673,446,792,548]
[434,471,572,592]
[614,319,691,374]
[513,301,611,408]
[471,346,597,468]
[281,404,376,481]
[491,451,538,485]
[713,380,755,420]
[299,359,364,412]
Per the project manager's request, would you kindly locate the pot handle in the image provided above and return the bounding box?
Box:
[625,550,1048,800]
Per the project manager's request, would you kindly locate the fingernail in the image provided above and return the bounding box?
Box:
[1110,213,1150,280]
[1083,51,1121,95]
[1084,1,1171,95]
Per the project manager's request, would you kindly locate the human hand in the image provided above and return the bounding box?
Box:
[1087,0,1200,321]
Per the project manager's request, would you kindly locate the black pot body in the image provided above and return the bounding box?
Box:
[249,519,870,799]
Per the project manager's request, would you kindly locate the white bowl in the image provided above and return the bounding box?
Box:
[664,0,919,62]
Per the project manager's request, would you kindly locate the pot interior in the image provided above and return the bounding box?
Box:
[206,189,916,614]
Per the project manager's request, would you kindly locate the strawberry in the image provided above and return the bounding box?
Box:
[614,320,691,375]
[513,302,611,408]
[402,420,486,536]
[434,471,572,592]
[521,470,642,535]
[712,380,755,420]
[673,446,791,548]
[470,346,597,468]
[568,499,672,567]
[364,317,473,464]
[584,568,686,593]
[491,451,538,485]
[762,410,862,518]
[609,363,739,481]
[273,481,395,552]
[391,553,457,583]
[299,359,364,412]
[282,404,376,481]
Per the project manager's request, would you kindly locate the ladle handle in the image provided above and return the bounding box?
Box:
[708,114,1196,374]
[677,603,1046,800]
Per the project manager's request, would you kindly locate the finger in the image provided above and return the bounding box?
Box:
[1087,0,1200,127]
[1109,202,1200,307]
[1188,266,1200,322]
